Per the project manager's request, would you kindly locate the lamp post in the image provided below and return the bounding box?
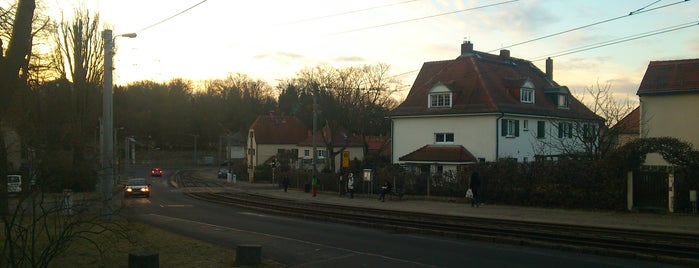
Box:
[101,29,135,221]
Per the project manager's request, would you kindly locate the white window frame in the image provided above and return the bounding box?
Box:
[429,93,452,108]
[523,120,529,131]
[520,80,535,103]
[505,119,516,137]
[435,133,454,144]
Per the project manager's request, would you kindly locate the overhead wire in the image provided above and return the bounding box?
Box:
[324,0,518,36]
[134,0,209,33]
[530,20,699,62]
[487,0,691,53]
[275,0,423,26]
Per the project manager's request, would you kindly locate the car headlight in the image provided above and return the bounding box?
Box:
[126,188,133,192]
[141,187,150,192]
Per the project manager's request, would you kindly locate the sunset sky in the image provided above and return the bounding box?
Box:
[68,0,699,100]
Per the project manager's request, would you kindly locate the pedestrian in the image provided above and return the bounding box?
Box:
[311,175,318,197]
[469,171,481,207]
[378,179,391,202]
[282,176,289,192]
[347,173,355,199]
[338,174,345,197]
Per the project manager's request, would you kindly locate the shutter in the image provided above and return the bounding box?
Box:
[501,119,507,136]
[515,120,520,137]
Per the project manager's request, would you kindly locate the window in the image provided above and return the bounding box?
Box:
[318,150,326,158]
[435,133,454,143]
[303,149,310,157]
[537,121,545,139]
[429,93,452,108]
[520,88,534,103]
[523,120,529,131]
[557,94,569,108]
[501,119,519,137]
[558,122,573,138]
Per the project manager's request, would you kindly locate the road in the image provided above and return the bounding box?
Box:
[121,167,682,267]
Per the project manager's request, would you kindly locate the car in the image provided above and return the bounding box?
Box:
[124,178,150,198]
[151,167,163,177]
[217,168,229,179]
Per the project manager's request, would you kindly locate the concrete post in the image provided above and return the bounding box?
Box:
[627,171,633,211]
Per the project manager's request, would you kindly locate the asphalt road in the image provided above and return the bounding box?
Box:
[121,167,684,267]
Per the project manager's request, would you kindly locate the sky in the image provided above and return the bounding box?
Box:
[62,0,699,101]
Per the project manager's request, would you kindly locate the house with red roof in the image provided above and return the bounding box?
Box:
[637,58,699,166]
[389,41,601,173]
[246,115,308,180]
[610,106,640,148]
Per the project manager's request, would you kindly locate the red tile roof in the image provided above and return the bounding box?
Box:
[612,106,639,134]
[251,115,308,144]
[637,59,699,95]
[390,44,601,121]
[298,126,364,147]
[399,145,476,163]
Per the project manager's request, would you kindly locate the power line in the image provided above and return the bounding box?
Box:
[530,20,699,62]
[487,0,692,53]
[325,0,518,36]
[275,0,423,26]
[135,0,209,33]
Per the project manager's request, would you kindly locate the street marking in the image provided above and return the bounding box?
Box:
[159,204,194,208]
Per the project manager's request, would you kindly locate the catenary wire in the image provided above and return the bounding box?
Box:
[324,0,518,36]
[486,0,692,53]
[275,0,423,26]
[134,0,209,33]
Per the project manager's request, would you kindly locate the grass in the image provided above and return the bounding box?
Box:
[48,220,282,268]
[4,191,282,267]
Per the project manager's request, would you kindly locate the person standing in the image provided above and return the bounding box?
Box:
[469,171,481,207]
[282,176,290,193]
[311,175,318,197]
[338,174,345,197]
[347,173,355,199]
[378,179,391,202]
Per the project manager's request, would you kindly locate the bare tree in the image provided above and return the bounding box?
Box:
[535,81,636,160]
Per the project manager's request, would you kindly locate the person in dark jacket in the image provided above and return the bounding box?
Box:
[378,180,391,202]
[469,172,481,207]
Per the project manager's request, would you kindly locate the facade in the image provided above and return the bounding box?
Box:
[246,115,365,179]
[389,41,601,173]
[637,59,699,166]
[246,115,309,181]
[610,106,640,148]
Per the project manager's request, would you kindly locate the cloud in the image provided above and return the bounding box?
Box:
[333,55,365,63]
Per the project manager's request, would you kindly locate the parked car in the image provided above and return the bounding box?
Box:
[124,178,150,198]
[151,167,163,177]
[217,168,229,179]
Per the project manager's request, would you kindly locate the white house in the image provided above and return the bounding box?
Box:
[389,41,602,174]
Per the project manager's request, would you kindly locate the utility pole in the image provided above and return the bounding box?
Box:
[312,84,318,178]
[100,29,135,221]
[100,29,115,221]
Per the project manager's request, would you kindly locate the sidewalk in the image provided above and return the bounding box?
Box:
[226,180,699,235]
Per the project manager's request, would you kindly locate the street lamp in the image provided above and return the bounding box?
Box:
[101,29,135,220]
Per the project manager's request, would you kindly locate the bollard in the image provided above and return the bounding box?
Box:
[63,189,73,216]
[690,190,697,214]
[128,251,159,268]
[235,244,261,266]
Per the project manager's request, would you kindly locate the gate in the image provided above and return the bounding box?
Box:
[633,170,668,211]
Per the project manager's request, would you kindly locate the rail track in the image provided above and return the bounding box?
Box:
[176,171,699,266]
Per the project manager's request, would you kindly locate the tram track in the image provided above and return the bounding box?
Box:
[176,171,699,266]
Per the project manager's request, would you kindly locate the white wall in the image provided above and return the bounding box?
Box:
[641,93,699,165]
[392,114,497,164]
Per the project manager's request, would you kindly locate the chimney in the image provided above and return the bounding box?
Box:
[545,57,553,81]
[499,49,510,58]
[461,41,474,56]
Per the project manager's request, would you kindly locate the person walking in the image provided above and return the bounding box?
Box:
[338,174,345,197]
[282,176,289,193]
[469,171,481,207]
[311,175,318,197]
[347,173,355,199]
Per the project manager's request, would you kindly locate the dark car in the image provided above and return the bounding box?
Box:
[124,178,150,198]
[151,167,163,177]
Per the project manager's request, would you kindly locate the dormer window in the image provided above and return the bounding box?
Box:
[557,94,569,108]
[428,83,452,108]
[520,80,535,103]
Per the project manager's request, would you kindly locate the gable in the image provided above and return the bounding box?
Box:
[250,115,308,144]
